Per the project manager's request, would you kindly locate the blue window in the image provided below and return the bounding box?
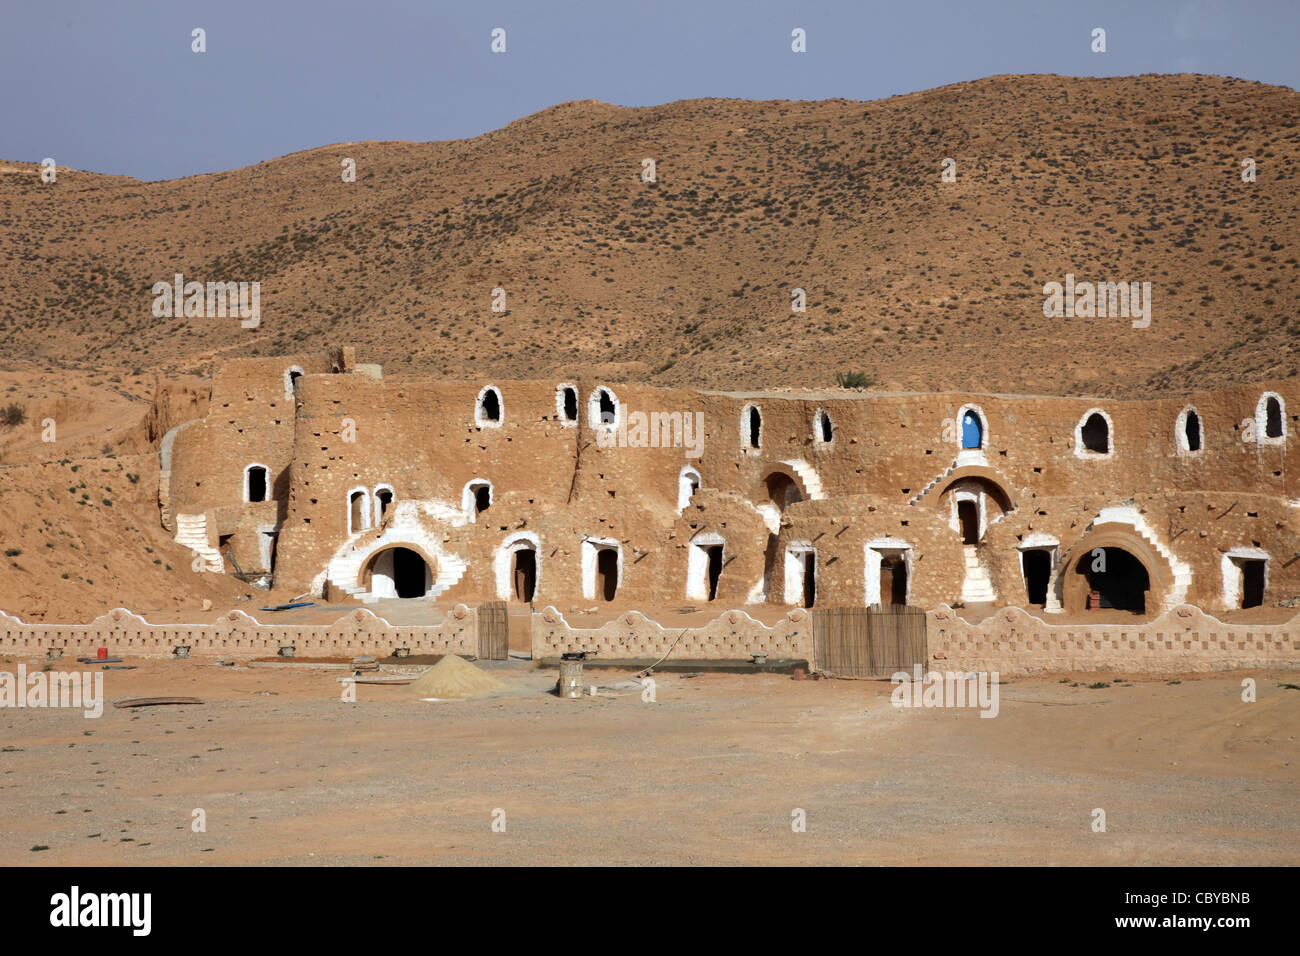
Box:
[961,411,983,449]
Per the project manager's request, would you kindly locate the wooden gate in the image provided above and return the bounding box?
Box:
[812,606,927,678]
[477,600,509,660]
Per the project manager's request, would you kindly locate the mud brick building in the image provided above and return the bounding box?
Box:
[158,347,1298,619]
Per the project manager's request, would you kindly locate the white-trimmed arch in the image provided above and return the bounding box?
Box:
[813,406,834,445]
[582,536,622,601]
[283,365,305,400]
[1175,406,1203,455]
[556,383,579,426]
[955,402,988,449]
[372,483,395,526]
[588,385,621,430]
[475,385,504,428]
[495,531,541,601]
[741,403,762,451]
[346,485,372,535]
[678,466,702,512]
[1256,391,1286,444]
[1074,407,1114,458]
[462,478,493,521]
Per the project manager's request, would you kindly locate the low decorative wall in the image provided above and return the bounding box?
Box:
[0,606,478,660]
[929,604,1300,675]
[531,606,814,663]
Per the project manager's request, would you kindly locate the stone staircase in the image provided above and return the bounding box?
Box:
[1093,505,1193,610]
[326,500,469,604]
[960,544,997,604]
[783,459,827,500]
[174,513,222,573]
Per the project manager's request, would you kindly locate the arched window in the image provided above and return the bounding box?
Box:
[556,384,579,425]
[244,464,269,503]
[1076,409,1113,457]
[475,385,503,427]
[678,466,702,512]
[373,485,394,525]
[589,386,619,429]
[348,488,371,535]
[1177,407,1202,454]
[463,479,493,520]
[815,409,833,443]
[283,366,305,400]
[742,404,762,450]
[956,404,986,450]
[1257,392,1285,443]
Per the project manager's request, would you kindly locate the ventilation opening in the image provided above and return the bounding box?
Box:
[475,486,491,514]
[562,386,578,422]
[818,411,833,442]
[1023,549,1051,606]
[1081,413,1110,454]
[704,545,723,601]
[961,410,983,449]
[801,552,816,608]
[746,406,762,449]
[765,472,802,512]
[376,488,393,522]
[247,466,267,503]
[880,555,907,606]
[1184,410,1201,452]
[957,500,979,545]
[1265,397,1283,439]
[595,547,618,602]
[480,388,501,423]
[597,389,615,426]
[1079,548,1148,613]
[512,548,537,602]
[349,491,367,532]
[1238,558,1266,609]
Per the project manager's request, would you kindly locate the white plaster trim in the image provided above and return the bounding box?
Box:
[1221,547,1270,609]
[462,479,493,522]
[283,365,306,401]
[863,538,912,607]
[783,541,816,606]
[956,403,988,450]
[346,486,372,535]
[582,537,622,601]
[495,531,541,601]
[1074,407,1114,458]
[678,466,702,513]
[741,403,762,453]
[1175,406,1203,455]
[1256,391,1286,445]
[372,484,395,526]
[588,385,621,431]
[687,532,726,601]
[474,385,504,428]
[555,383,579,427]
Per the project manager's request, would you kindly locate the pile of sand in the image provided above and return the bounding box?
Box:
[407,655,504,699]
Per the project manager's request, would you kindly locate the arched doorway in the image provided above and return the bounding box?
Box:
[364,546,434,599]
[1073,547,1150,613]
[961,409,983,449]
[762,470,804,512]
[512,548,536,602]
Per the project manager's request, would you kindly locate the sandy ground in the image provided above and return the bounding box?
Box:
[1,657,1297,866]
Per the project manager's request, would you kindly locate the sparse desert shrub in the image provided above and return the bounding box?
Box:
[835,371,872,390]
[1,403,25,427]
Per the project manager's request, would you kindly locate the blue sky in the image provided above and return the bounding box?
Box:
[2,0,1296,180]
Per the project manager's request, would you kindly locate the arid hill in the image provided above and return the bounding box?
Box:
[1,73,1296,397]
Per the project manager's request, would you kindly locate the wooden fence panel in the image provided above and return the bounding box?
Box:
[812,606,927,677]
[477,601,509,660]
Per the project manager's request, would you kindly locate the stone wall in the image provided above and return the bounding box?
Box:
[929,604,1300,676]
